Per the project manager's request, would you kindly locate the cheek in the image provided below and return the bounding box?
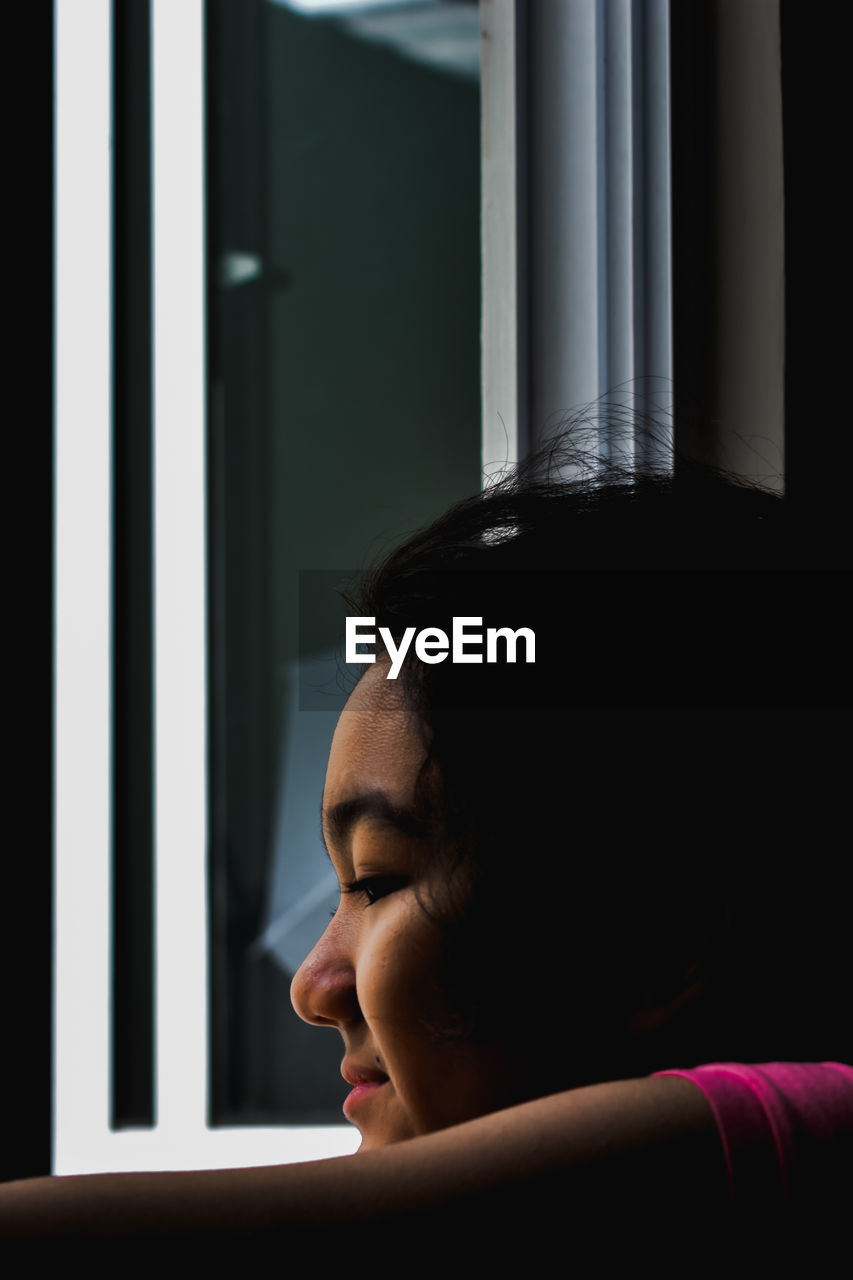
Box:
[359,904,449,1047]
[359,907,525,1135]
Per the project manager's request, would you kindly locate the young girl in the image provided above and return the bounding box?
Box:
[3,454,851,1260]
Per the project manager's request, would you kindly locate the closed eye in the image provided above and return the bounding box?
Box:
[342,875,410,906]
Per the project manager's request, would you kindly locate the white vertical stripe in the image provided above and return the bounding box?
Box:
[637,0,673,466]
[53,0,113,1171]
[152,0,208,1141]
[520,0,672,463]
[604,0,634,398]
[641,0,672,384]
[481,0,522,477]
[529,0,600,442]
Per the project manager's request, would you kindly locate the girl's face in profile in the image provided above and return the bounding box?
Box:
[290,664,519,1150]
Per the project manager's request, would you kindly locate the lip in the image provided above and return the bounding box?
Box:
[341,1060,390,1118]
[341,1060,389,1088]
[342,1079,388,1117]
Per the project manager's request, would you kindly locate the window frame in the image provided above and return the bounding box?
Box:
[53,0,358,1174]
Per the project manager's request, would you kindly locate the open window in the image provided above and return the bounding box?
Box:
[50,0,819,1181]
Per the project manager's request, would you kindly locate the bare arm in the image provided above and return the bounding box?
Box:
[0,1077,726,1257]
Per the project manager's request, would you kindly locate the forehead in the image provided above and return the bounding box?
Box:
[323,665,427,810]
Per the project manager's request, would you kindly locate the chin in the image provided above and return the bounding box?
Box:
[356,1119,420,1151]
[358,1131,402,1152]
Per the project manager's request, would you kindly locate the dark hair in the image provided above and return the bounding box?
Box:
[347,436,851,1087]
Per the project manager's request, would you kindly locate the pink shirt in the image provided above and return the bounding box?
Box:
[654,1062,853,1214]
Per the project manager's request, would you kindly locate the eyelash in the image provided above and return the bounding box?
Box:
[340,876,409,907]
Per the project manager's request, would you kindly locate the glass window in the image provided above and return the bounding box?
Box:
[206,0,482,1126]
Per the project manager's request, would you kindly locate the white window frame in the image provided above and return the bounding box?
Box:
[53,0,356,1175]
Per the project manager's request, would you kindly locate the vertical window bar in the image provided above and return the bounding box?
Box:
[481,0,528,475]
[634,0,673,468]
[603,0,635,463]
[112,0,154,1131]
[529,0,600,445]
[54,0,114,1173]
[507,0,673,467]
[151,0,209,1141]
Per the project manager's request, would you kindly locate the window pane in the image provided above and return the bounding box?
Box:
[207,0,481,1124]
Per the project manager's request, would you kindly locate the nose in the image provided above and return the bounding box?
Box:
[290,918,360,1028]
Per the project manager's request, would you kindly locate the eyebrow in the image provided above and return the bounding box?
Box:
[321,790,431,854]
